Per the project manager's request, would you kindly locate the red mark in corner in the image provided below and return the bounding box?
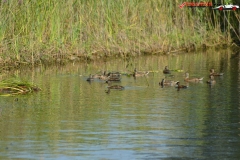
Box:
[179,2,186,8]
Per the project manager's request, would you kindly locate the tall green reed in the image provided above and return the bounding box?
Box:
[0,0,231,64]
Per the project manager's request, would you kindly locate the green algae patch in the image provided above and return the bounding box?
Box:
[0,79,41,96]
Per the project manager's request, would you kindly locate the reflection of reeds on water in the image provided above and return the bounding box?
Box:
[0,79,41,96]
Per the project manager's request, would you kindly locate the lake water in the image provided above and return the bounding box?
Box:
[0,49,240,159]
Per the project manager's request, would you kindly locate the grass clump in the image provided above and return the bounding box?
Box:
[0,78,41,96]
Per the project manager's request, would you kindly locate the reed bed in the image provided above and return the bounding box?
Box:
[0,78,41,96]
[0,0,237,67]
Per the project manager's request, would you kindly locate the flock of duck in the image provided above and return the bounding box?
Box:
[86,66,224,93]
[160,67,224,90]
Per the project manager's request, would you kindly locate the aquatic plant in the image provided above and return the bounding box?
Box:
[0,78,41,96]
[0,0,238,66]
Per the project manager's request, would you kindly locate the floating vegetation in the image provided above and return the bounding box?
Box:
[0,79,41,96]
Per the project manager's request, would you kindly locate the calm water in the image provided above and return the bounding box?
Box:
[0,50,240,160]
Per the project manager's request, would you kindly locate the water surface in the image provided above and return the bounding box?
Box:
[0,49,239,159]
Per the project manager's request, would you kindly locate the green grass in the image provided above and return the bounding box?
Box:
[0,78,41,96]
[0,0,236,65]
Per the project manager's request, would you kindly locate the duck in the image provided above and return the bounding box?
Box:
[106,81,124,90]
[108,76,121,81]
[86,74,94,81]
[99,75,109,80]
[133,68,149,77]
[107,71,121,78]
[206,75,216,85]
[92,71,106,79]
[90,71,106,79]
[175,81,188,89]
[107,71,121,81]
[184,72,203,82]
[163,66,171,74]
[209,69,224,76]
[99,71,109,80]
[159,79,177,87]
[92,74,101,79]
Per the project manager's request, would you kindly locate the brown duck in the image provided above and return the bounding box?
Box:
[159,79,177,87]
[108,76,121,81]
[133,68,149,77]
[107,72,121,78]
[99,71,109,80]
[206,75,216,85]
[163,66,171,74]
[184,73,203,82]
[175,81,188,89]
[209,69,224,76]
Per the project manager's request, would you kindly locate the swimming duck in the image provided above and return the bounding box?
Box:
[175,81,188,89]
[90,71,106,79]
[99,71,109,80]
[86,74,94,81]
[106,81,124,90]
[209,69,224,76]
[163,66,171,74]
[92,74,101,79]
[99,75,109,80]
[108,76,121,81]
[184,72,203,82]
[107,71,121,78]
[159,79,177,87]
[206,75,216,85]
[133,68,149,77]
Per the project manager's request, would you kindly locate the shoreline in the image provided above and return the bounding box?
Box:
[1,42,239,73]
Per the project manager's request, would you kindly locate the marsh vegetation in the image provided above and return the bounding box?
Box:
[0,78,41,96]
[0,0,239,69]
